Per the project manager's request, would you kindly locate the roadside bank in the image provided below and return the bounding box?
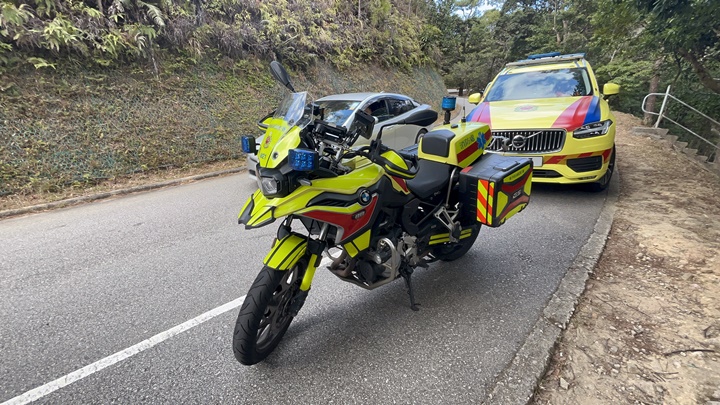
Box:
[532,112,720,404]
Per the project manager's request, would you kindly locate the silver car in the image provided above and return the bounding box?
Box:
[247,92,433,180]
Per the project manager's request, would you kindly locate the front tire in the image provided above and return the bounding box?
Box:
[232,260,306,365]
[588,146,616,192]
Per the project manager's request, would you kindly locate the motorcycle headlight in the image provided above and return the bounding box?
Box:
[573,120,613,139]
[259,176,279,195]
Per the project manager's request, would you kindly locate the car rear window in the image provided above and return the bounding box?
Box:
[484,68,592,101]
[316,100,361,126]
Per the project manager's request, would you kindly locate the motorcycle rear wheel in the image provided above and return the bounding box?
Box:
[431,225,480,262]
[232,259,306,365]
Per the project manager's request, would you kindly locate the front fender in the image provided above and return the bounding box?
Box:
[263,233,308,271]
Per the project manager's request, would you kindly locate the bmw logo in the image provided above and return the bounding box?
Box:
[359,189,372,205]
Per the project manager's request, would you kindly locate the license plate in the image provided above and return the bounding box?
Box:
[531,156,543,167]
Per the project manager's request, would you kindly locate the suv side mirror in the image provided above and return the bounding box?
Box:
[603,83,620,98]
[468,92,483,104]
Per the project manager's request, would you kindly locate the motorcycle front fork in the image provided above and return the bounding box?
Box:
[299,223,329,292]
[285,221,327,317]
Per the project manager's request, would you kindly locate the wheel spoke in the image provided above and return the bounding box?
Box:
[258,316,270,330]
[233,261,308,365]
[255,267,302,346]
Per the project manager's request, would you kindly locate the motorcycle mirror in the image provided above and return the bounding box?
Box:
[401,109,438,127]
[269,61,295,92]
[350,110,376,140]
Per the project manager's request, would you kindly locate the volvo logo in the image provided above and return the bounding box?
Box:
[511,131,543,149]
[358,189,372,205]
[512,135,527,148]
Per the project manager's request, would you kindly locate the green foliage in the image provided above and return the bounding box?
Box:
[4,0,717,195]
[0,60,446,197]
[435,0,719,117]
[0,0,438,73]
[26,56,56,69]
[594,59,654,115]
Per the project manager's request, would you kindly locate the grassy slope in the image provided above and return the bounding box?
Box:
[0,58,447,197]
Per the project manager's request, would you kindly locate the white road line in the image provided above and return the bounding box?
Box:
[4,256,334,404]
[2,296,246,405]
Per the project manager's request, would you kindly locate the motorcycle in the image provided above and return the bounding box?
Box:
[233,62,533,365]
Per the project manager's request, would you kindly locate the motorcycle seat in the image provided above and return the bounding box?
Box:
[406,159,453,199]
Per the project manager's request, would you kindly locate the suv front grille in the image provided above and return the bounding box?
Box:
[487,130,566,153]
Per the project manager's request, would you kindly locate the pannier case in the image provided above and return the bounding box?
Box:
[459,153,532,227]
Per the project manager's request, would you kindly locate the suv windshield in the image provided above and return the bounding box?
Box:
[484,68,592,101]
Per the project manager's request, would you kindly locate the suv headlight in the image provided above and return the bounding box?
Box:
[573,120,612,139]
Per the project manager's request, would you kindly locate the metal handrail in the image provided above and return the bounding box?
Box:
[641,86,720,152]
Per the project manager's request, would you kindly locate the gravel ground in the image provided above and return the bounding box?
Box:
[532,112,720,405]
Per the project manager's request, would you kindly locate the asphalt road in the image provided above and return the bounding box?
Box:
[0,173,608,404]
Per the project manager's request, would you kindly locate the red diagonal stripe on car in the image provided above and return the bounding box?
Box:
[552,96,592,131]
[601,148,612,162]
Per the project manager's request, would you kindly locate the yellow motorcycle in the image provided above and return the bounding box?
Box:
[233,62,533,365]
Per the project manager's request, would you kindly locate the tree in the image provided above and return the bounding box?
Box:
[632,0,720,94]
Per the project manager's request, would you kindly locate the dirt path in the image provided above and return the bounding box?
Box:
[533,112,720,404]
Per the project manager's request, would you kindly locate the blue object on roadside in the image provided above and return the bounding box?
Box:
[442,96,457,111]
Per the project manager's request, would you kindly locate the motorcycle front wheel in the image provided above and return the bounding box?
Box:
[232,259,306,365]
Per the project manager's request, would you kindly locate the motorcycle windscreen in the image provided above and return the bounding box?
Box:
[257,92,308,169]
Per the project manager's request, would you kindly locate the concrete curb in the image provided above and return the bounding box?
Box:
[0,167,246,219]
[484,170,620,404]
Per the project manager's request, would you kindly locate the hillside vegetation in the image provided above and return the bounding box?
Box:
[1,0,718,198]
[0,61,446,197]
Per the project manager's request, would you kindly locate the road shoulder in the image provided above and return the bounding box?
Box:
[484,166,620,404]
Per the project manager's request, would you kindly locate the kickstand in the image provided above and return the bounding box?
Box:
[400,266,420,311]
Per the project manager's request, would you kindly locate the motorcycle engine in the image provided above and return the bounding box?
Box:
[328,237,402,288]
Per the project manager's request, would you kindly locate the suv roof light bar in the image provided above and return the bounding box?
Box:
[506,52,587,67]
[528,52,561,59]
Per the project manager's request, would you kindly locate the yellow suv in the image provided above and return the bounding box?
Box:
[468,52,620,191]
